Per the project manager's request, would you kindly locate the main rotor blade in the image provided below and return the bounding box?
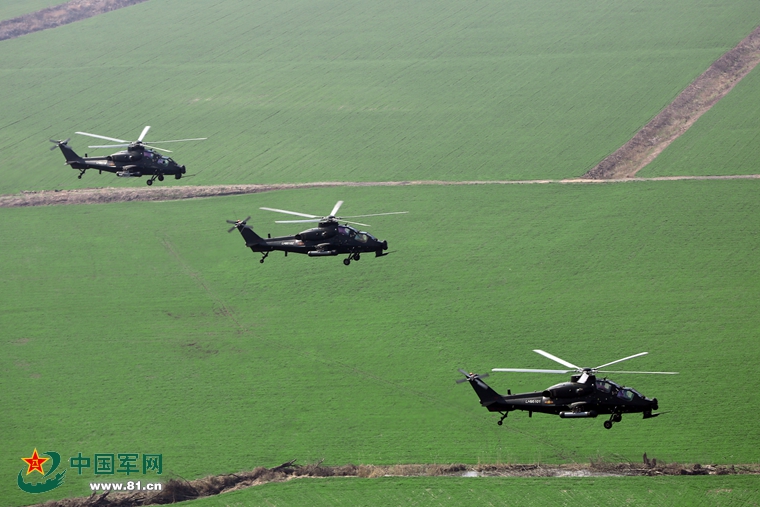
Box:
[274,219,321,224]
[145,138,208,144]
[340,220,370,227]
[88,144,130,149]
[597,370,679,375]
[329,201,344,217]
[339,211,409,218]
[138,126,151,142]
[595,352,648,370]
[533,350,580,370]
[492,368,572,374]
[143,144,172,153]
[76,132,129,143]
[260,207,319,219]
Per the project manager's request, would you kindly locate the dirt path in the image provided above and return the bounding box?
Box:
[25,460,759,507]
[584,24,760,179]
[2,175,760,208]
[0,0,147,41]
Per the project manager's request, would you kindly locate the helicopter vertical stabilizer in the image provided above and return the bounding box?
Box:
[239,225,265,247]
[50,139,85,167]
[457,370,503,407]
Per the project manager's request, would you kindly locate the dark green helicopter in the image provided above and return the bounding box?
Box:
[459,349,677,429]
[227,201,407,265]
[50,126,206,185]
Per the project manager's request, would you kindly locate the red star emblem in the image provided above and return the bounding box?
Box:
[21,448,49,475]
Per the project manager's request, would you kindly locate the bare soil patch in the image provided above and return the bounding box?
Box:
[0,0,147,41]
[585,25,760,179]
[29,459,759,507]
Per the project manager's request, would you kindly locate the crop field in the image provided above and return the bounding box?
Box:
[3,1,760,506]
[3,181,760,505]
[184,476,760,507]
[640,62,760,177]
[1,0,760,193]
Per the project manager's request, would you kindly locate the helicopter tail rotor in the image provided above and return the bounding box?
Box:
[49,138,71,150]
[456,368,490,384]
[226,216,251,233]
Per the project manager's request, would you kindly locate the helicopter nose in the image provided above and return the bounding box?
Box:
[382,240,388,250]
[181,165,186,174]
[651,398,659,411]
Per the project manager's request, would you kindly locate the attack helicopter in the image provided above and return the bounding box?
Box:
[50,126,206,185]
[227,201,406,265]
[458,349,677,429]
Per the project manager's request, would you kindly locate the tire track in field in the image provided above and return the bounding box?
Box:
[161,236,246,332]
[3,174,760,207]
[584,24,760,179]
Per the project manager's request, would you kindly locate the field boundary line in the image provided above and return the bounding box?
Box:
[2,175,760,207]
[584,24,760,179]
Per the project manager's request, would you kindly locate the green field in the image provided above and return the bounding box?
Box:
[181,476,760,507]
[1,0,759,193]
[4,1,760,506]
[3,181,760,505]
[640,61,760,177]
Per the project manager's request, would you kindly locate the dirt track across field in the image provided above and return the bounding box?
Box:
[27,459,760,507]
[0,0,147,41]
[3,174,760,208]
[584,24,760,179]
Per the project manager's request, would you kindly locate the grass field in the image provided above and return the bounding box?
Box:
[1,0,759,193]
[4,1,760,506]
[3,181,760,505]
[640,62,760,177]
[181,475,760,507]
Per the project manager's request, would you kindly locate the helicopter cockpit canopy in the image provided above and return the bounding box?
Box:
[595,379,624,394]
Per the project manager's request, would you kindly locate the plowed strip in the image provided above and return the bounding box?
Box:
[584,25,760,179]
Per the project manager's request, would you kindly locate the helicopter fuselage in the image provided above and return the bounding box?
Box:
[233,220,389,264]
[54,141,186,184]
[253,224,386,254]
[466,373,659,428]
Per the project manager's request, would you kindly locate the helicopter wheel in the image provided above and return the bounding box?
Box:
[260,259,265,264]
[603,420,613,429]
[612,413,622,423]
[158,174,164,181]
[77,175,82,179]
[343,258,351,266]
[146,179,153,186]
[354,253,360,261]
[497,420,503,426]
